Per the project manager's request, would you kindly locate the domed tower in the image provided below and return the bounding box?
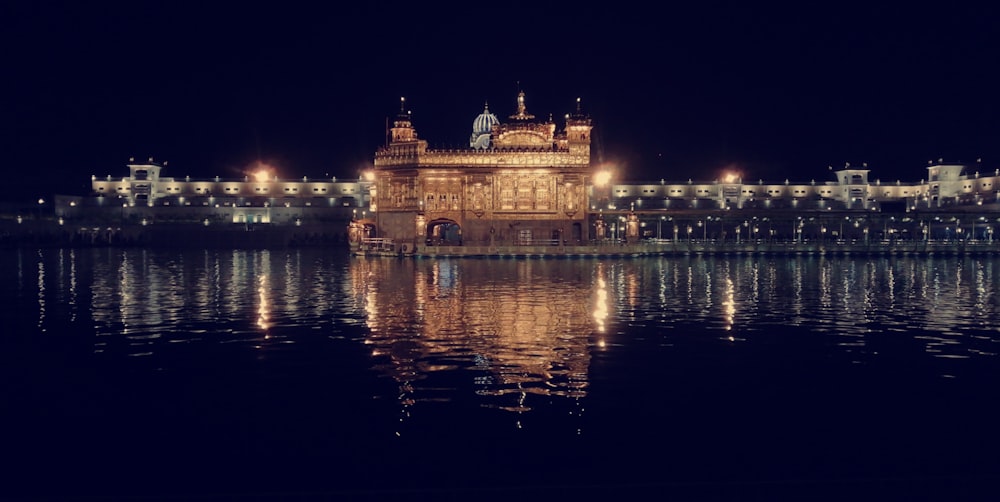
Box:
[565,97,593,160]
[389,97,419,144]
[379,96,428,160]
[470,102,500,149]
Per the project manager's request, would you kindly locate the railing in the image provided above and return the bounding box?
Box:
[359,237,395,252]
[514,238,561,246]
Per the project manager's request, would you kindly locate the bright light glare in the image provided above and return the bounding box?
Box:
[723,172,740,183]
[594,170,612,187]
[363,170,375,181]
[247,161,276,182]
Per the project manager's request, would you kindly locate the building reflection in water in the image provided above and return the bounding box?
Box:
[84,249,325,356]
[8,248,1000,415]
[349,258,601,416]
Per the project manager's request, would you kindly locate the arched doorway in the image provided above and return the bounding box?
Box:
[349,219,377,243]
[427,219,462,246]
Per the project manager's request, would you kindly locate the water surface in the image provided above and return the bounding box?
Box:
[2,249,998,499]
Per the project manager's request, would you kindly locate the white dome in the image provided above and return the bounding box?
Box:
[469,102,499,149]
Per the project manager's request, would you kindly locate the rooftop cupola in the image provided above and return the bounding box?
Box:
[390,96,418,143]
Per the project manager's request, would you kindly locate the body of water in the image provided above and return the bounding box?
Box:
[2,248,998,500]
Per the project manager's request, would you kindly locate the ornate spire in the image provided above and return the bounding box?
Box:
[390,96,417,143]
[397,96,409,119]
[568,96,588,120]
[510,90,535,120]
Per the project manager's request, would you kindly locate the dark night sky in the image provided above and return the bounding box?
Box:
[3,2,998,202]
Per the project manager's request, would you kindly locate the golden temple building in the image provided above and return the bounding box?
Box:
[368,91,594,252]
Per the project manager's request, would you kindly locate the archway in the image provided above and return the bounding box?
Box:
[426,219,462,246]
[357,218,376,239]
[349,218,378,243]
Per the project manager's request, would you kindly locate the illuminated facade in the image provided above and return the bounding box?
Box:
[598,162,994,213]
[79,157,367,225]
[36,94,1000,252]
[358,92,1000,253]
[370,92,593,250]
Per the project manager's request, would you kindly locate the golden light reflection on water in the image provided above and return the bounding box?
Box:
[350,258,599,415]
[722,276,735,332]
[593,274,608,334]
[79,248,327,355]
[257,273,271,332]
[8,249,1000,395]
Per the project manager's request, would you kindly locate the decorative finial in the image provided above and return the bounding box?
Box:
[511,90,534,120]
